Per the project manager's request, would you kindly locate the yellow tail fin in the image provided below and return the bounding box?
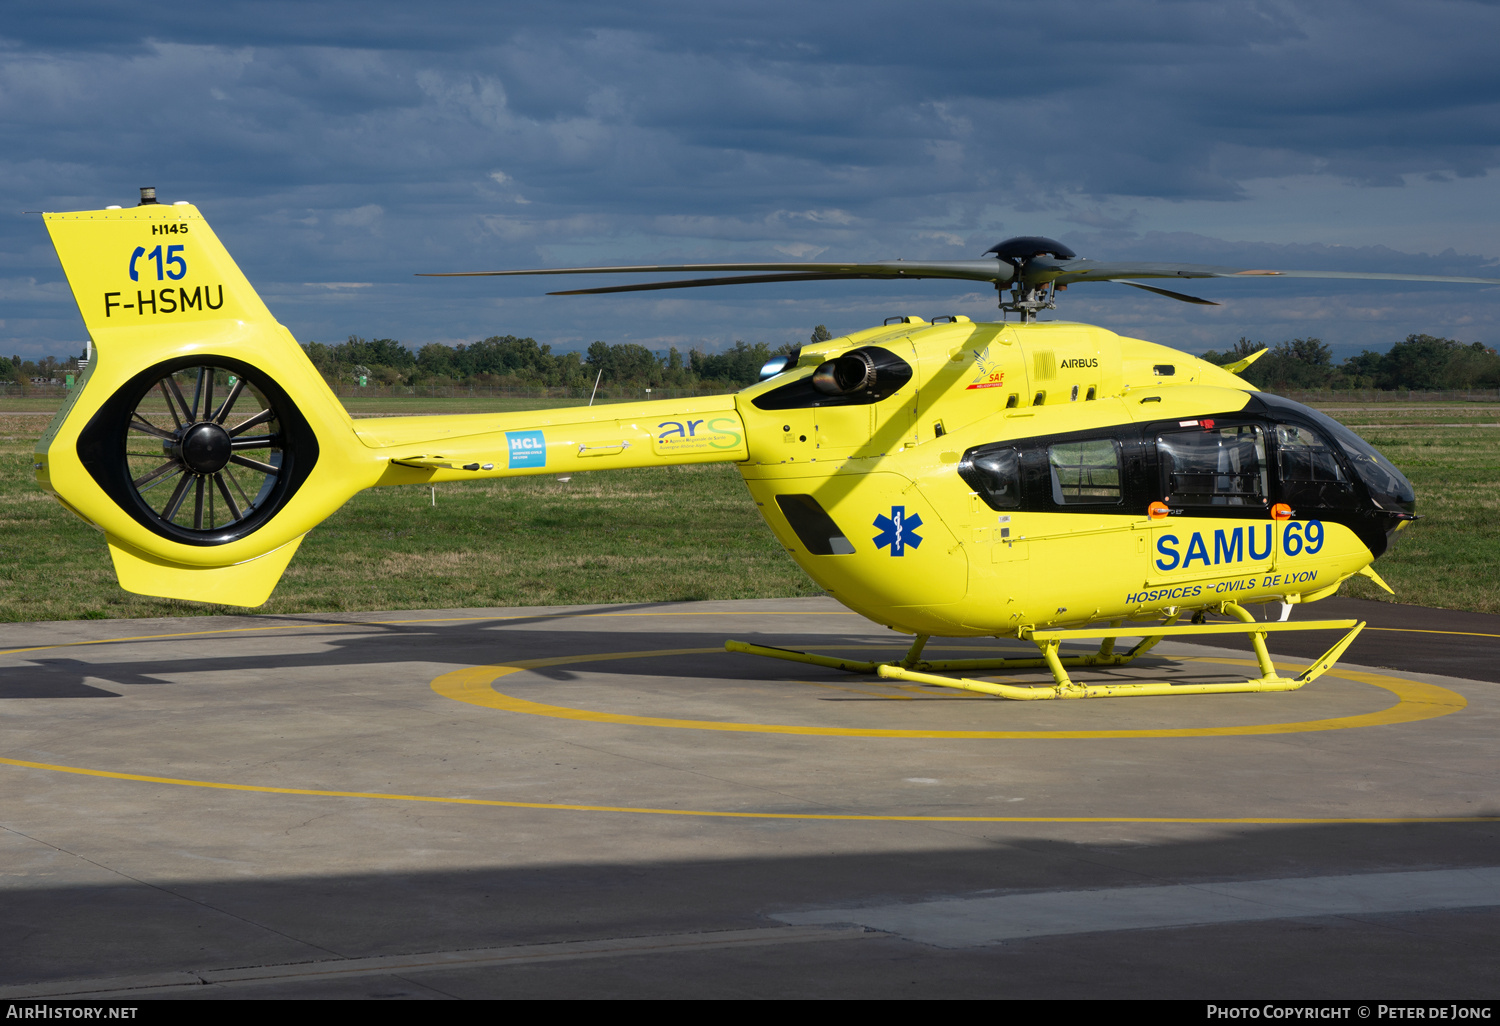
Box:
[38,201,750,607]
[38,202,365,605]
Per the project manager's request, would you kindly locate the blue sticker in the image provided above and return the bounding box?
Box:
[873,506,923,556]
[506,430,547,468]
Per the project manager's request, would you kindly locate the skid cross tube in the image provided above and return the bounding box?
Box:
[726,603,1366,701]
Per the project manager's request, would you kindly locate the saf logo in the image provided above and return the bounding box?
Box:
[873,506,923,556]
[965,347,1006,390]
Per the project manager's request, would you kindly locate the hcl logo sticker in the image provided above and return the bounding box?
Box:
[873,506,923,556]
[506,430,547,469]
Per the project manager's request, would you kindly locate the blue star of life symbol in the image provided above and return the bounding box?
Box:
[873,505,923,556]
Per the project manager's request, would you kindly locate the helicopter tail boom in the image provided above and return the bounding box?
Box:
[360,394,747,485]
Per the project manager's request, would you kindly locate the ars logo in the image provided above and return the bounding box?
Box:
[651,417,744,455]
[873,506,923,556]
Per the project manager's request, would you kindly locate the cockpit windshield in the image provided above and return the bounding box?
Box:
[1257,393,1416,515]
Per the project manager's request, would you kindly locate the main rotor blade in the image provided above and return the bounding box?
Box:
[421,255,1500,298]
[1246,269,1500,285]
[421,259,1018,287]
[1045,260,1500,288]
[1118,281,1220,305]
[547,271,959,296]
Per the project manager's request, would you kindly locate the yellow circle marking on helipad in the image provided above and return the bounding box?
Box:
[0,617,1485,823]
[0,753,1494,825]
[429,647,1467,739]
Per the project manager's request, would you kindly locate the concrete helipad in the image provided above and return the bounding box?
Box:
[1,597,1496,999]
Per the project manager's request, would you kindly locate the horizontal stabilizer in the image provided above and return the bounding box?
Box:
[107,535,306,607]
[1222,348,1270,375]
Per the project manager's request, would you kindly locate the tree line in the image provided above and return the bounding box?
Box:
[1,328,1494,393]
[0,353,83,386]
[298,327,832,390]
[1203,334,1500,391]
[303,328,1496,393]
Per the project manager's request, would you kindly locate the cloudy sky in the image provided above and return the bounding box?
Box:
[3,0,1498,361]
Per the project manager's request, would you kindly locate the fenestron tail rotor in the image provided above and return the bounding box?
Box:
[77,357,320,547]
[124,364,284,536]
[420,235,1500,321]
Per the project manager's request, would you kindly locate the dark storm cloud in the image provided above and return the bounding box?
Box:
[8,0,1496,203]
[3,0,1497,355]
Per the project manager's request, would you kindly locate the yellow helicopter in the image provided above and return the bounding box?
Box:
[32,190,1500,700]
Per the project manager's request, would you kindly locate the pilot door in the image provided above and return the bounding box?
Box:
[1146,420,1277,596]
[958,446,1030,565]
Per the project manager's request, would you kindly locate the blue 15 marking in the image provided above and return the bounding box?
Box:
[1155,521,1324,572]
[129,245,187,282]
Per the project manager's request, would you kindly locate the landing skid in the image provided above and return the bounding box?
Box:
[725,602,1366,700]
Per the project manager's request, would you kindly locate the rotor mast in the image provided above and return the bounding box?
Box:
[998,279,1060,322]
[986,236,1074,323]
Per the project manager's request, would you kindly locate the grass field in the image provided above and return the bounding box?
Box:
[2,397,1495,620]
[1329,409,1500,611]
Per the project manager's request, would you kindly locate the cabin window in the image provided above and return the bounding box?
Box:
[1049,439,1122,504]
[1274,423,1356,508]
[958,447,1021,511]
[1158,424,1268,507]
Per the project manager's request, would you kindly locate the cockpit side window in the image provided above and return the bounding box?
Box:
[1274,422,1357,509]
[1157,424,1268,508]
[1276,423,1346,483]
[959,447,1021,511]
[1253,391,1415,514]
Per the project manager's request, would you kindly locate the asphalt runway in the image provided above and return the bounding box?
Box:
[1,597,1496,1000]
